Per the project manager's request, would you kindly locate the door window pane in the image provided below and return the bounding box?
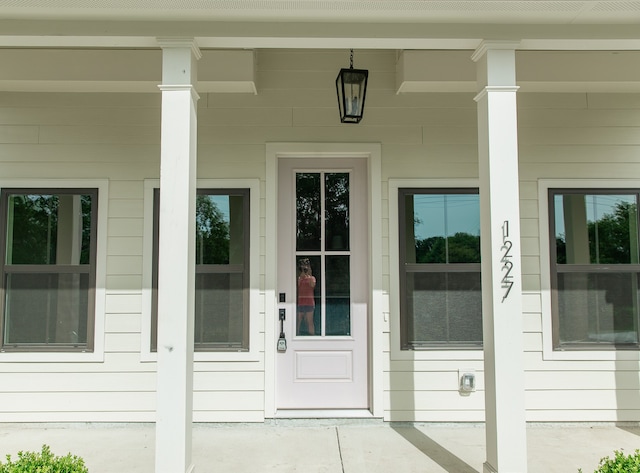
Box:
[296,173,321,251]
[295,171,353,337]
[296,256,321,336]
[325,255,350,336]
[325,173,350,251]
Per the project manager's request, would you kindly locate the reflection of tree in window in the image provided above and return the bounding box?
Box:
[296,173,321,251]
[9,194,92,265]
[556,199,638,265]
[589,201,637,264]
[400,190,482,349]
[553,192,640,346]
[415,233,480,264]
[196,195,230,265]
[325,173,349,251]
[2,191,95,349]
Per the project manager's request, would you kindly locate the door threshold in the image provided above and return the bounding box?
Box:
[274,409,375,419]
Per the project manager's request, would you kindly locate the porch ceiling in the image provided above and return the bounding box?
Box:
[0,0,639,51]
[0,0,639,23]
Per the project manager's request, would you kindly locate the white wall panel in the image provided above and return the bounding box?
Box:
[108,218,144,237]
[0,126,38,143]
[0,392,156,413]
[384,390,485,411]
[0,372,156,392]
[105,313,142,333]
[106,275,143,291]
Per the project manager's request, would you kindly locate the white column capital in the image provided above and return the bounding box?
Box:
[473,41,519,91]
[157,84,201,103]
[473,85,520,103]
[156,37,202,60]
[158,38,201,87]
[471,40,521,63]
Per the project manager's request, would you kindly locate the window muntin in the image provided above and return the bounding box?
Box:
[152,189,250,351]
[399,189,482,349]
[550,190,640,349]
[0,189,97,351]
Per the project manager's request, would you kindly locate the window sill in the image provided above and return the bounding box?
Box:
[543,348,640,361]
[0,350,104,363]
[391,348,484,361]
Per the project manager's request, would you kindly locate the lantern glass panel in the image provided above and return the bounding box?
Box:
[336,68,368,124]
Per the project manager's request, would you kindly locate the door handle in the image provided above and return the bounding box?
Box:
[277,308,287,352]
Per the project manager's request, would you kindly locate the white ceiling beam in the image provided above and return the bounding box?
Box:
[1,36,640,50]
[396,49,640,93]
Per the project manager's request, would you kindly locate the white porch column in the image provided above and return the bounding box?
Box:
[155,38,201,473]
[472,42,528,473]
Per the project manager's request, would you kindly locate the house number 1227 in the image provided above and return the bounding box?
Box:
[501,220,514,303]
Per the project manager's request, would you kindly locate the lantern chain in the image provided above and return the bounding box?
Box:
[350,49,354,69]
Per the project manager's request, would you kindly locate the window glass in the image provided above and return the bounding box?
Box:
[6,194,92,265]
[551,190,640,349]
[195,273,244,346]
[407,193,480,264]
[406,272,482,344]
[294,172,352,337]
[325,255,350,336]
[554,193,639,265]
[196,194,245,265]
[400,189,481,349]
[1,189,96,350]
[325,173,349,251]
[5,273,89,345]
[558,272,638,345]
[296,173,321,251]
[152,189,250,351]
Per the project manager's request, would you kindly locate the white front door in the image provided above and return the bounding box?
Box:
[276,157,369,411]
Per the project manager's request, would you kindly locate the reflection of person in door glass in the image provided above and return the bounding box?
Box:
[297,258,316,335]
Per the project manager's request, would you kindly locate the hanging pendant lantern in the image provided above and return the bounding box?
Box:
[336,49,368,124]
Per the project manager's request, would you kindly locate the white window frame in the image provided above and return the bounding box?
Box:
[0,179,108,363]
[539,178,640,362]
[141,178,261,362]
[389,178,483,362]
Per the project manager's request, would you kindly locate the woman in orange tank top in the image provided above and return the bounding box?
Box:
[297,258,316,335]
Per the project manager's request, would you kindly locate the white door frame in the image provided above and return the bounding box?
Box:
[265,142,383,418]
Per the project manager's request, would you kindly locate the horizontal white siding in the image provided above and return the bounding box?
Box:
[382,86,640,420]
[517,90,640,422]
[0,49,638,423]
[0,83,267,421]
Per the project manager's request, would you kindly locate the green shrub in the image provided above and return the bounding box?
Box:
[580,449,640,473]
[0,444,88,473]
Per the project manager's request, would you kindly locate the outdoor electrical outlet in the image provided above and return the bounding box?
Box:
[459,369,476,393]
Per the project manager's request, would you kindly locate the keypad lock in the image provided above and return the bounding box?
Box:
[277,308,287,352]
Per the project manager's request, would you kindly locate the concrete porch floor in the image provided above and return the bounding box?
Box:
[0,422,638,472]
